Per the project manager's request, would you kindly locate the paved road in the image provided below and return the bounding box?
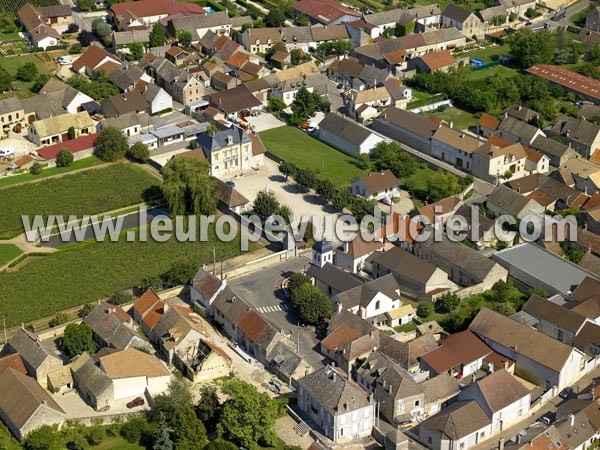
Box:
[229,256,327,370]
[541,0,589,28]
[43,206,169,248]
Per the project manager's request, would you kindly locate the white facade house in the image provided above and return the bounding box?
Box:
[190,268,226,310]
[317,113,391,157]
[352,170,400,202]
[297,366,375,443]
[144,85,173,115]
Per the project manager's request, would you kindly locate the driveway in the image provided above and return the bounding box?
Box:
[228,157,340,220]
[246,112,286,132]
[229,256,326,370]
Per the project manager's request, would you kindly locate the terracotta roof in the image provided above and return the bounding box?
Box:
[36,133,99,161]
[321,324,361,351]
[458,369,530,413]
[417,195,462,223]
[134,288,161,316]
[72,45,121,73]
[419,50,456,71]
[166,46,187,57]
[293,0,359,24]
[100,348,170,378]
[355,169,399,193]
[337,236,383,260]
[421,330,491,375]
[236,310,269,342]
[478,113,500,131]
[527,64,600,102]
[0,354,27,376]
[142,300,164,330]
[227,51,249,68]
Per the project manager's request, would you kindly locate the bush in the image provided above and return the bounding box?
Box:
[49,312,68,327]
[416,302,434,318]
[29,162,44,175]
[108,291,133,306]
[120,418,148,444]
[56,149,74,167]
[16,62,38,82]
[67,434,88,450]
[126,142,150,163]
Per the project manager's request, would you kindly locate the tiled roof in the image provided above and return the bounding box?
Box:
[100,348,170,378]
[527,64,600,102]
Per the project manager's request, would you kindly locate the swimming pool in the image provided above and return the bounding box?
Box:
[203,6,215,12]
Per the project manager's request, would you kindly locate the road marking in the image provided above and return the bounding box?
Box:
[257,305,286,313]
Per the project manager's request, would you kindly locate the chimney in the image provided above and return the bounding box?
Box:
[163,302,169,313]
[498,438,505,450]
[569,413,575,427]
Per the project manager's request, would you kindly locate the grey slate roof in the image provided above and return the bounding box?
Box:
[552,116,600,147]
[371,247,439,284]
[113,29,150,46]
[419,400,490,439]
[268,341,302,378]
[8,328,60,371]
[109,62,144,91]
[523,294,589,333]
[84,303,143,350]
[298,365,371,414]
[0,96,23,115]
[197,126,250,153]
[487,184,535,217]
[442,4,472,23]
[71,353,112,398]
[306,262,363,293]
[211,285,252,327]
[170,11,232,40]
[531,135,572,158]
[318,113,374,146]
[498,116,541,142]
[377,107,439,139]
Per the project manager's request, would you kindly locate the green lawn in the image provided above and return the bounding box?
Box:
[0,244,22,266]
[0,423,20,450]
[94,436,145,450]
[398,165,438,192]
[0,157,104,189]
[0,226,259,327]
[0,163,159,239]
[468,64,519,81]
[0,54,55,93]
[424,107,479,131]
[259,126,368,187]
[463,44,511,64]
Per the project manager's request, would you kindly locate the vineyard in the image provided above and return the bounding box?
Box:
[0,0,60,16]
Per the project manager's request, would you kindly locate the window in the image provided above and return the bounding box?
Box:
[428,437,432,444]
[460,443,465,449]
[414,400,420,407]
[375,300,381,310]
[480,432,486,438]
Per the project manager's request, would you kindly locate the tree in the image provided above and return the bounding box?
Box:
[129,42,145,60]
[76,0,94,11]
[16,62,38,82]
[153,416,174,450]
[127,142,150,163]
[86,428,105,446]
[55,148,74,168]
[178,30,193,49]
[149,22,167,47]
[63,323,95,357]
[315,178,336,201]
[0,13,16,34]
[29,162,44,175]
[120,418,149,444]
[277,204,292,223]
[294,167,317,190]
[426,171,461,202]
[31,73,50,93]
[161,157,217,215]
[67,434,89,450]
[265,8,285,27]
[524,7,537,18]
[151,379,194,426]
[67,23,80,34]
[206,439,238,450]
[108,291,133,305]
[290,49,310,66]
[220,379,285,448]
[265,41,287,59]
[286,273,310,296]
[23,426,61,450]
[0,67,13,92]
[291,87,317,119]
[268,97,286,113]
[253,190,280,217]
[92,17,111,37]
[161,261,196,287]
[67,126,76,140]
[290,282,332,324]
[279,161,297,180]
[49,312,68,327]
[94,126,129,161]
[357,153,371,170]
[173,406,207,450]
[196,385,222,430]
[434,292,460,313]
[509,29,556,68]
[416,302,434,318]
[331,189,352,210]
[78,303,94,318]
[294,14,309,25]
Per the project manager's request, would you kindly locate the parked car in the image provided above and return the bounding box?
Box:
[226,180,235,188]
[5,163,18,171]
[559,387,574,399]
[539,412,555,425]
[57,55,72,65]
[307,125,317,133]
[0,147,15,157]
[126,397,145,408]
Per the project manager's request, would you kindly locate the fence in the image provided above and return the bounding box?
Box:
[409,99,453,114]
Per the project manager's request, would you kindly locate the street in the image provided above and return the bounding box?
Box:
[228,256,327,370]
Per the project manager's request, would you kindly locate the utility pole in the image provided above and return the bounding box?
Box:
[1,314,6,345]
[212,247,216,277]
[297,321,300,353]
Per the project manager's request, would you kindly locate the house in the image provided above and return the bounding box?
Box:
[210,285,252,339]
[174,338,232,383]
[27,110,94,147]
[109,0,205,29]
[211,71,237,90]
[506,173,584,212]
[292,0,360,26]
[109,62,152,92]
[236,310,282,365]
[496,116,545,147]
[486,184,544,219]
[472,142,529,184]
[5,327,63,387]
[167,11,232,43]
[553,404,600,450]
[72,44,122,77]
[420,330,494,378]
[335,235,385,274]
[417,196,463,225]
[0,354,27,376]
[522,294,590,345]
[139,83,172,115]
[493,243,595,297]
[417,400,492,450]
[411,50,458,73]
[470,308,588,390]
[524,147,551,175]
[112,29,151,54]
[306,243,363,297]
[372,107,439,154]
[527,64,600,105]
[208,84,261,120]
[98,348,171,400]
[362,5,442,37]
[190,268,225,311]
[271,77,314,106]
[563,158,600,195]
[441,4,486,38]
[35,132,99,165]
[550,116,600,159]
[84,301,150,351]
[370,247,454,300]
[317,113,390,158]
[333,274,402,325]
[132,288,164,337]
[268,341,312,385]
[0,97,25,135]
[0,369,66,440]
[297,365,375,443]
[352,170,399,202]
[413,235,508,289]
[37,78,95,116]
[17,3,71,49]
[196,126,254,177]
[431,126,483,171]
[505,105,540,123]
[151,57,206,105]
[70,352,113,411]
[165,46,190,66]
[101,92,149,118]
[586,6,600,32]
[477,6,510,29]
[569,277,600,322]
[477,113,500,138]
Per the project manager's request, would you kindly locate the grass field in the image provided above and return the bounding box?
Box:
[462,44,511,64]
[0,226,259,327]
[0,157,104,189]
[259,126,368,187]
[424,107,479,131]
[0,163,159,239]
[0,244,22,266]
[398,165,438,193]
[0,0,59,15]
[468,64,519,81]
[0,54,56,94]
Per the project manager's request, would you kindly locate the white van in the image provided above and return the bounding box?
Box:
[57,55,72,65]
[0,147,15,157]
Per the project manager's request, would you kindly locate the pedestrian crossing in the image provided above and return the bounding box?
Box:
[256,304,289,314]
